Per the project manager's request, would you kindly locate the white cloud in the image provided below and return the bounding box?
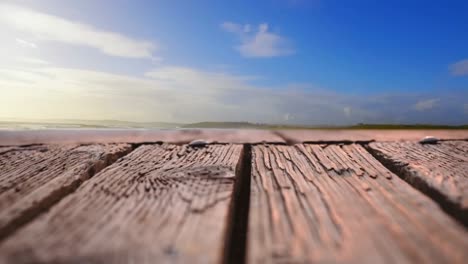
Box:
[221,22,294,58]
[0,64,370,124]
[221,22,245,34]
[0,4,156,59]
[413,99,439,111]
[450,59,468,76]
[17,57,49,65]
[1,64,466,125]
[15,38,37,48]
[343,107,352,117]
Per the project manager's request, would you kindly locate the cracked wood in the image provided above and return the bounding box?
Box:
[368,141,468,225]
[248,144,468,263]
[0,144,242,264]
[0,144,132,240]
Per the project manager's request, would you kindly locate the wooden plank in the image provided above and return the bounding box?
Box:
[276,129,468,143]
[0,144,132,240]
[249,144,468,263]
[0,144,242,264]
[368,141,468,224]
[2,129,467,146]
[0,129,285,145]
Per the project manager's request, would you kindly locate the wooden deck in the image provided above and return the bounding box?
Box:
[0,130,467,263]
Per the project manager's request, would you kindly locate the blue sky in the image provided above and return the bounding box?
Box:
[0,0,467,125]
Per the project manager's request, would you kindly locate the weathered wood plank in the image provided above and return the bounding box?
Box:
[277,129,468,143]
[0,129,285,145]
[368,141,468,225]
[249,144,468,263]
[0,144,242,264]
[0,144,132,240]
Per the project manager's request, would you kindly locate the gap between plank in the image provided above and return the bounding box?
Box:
[364,144,468,228]
[222,144,251,264]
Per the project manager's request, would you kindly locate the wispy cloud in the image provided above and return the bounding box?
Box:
[16,57,49,65]
[221,22,294,58]
[450,59,468,76]
[1,64,466,125]
[15,38,37,48]
[343,107,352,117]
[0,4,157,59]
[413,99,439,111]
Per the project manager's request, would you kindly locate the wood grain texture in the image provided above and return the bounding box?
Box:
[0,129,285,145]
[249,144,468,264]
[3,129,467,146]
[0,144,242,264]
[0,144,132,240]
[368,141,468,225]
[276,129,468,143]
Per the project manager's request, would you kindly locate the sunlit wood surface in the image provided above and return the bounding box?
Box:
[0,130,467,263]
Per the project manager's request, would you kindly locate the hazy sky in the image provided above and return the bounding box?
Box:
[0,0,467,125]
